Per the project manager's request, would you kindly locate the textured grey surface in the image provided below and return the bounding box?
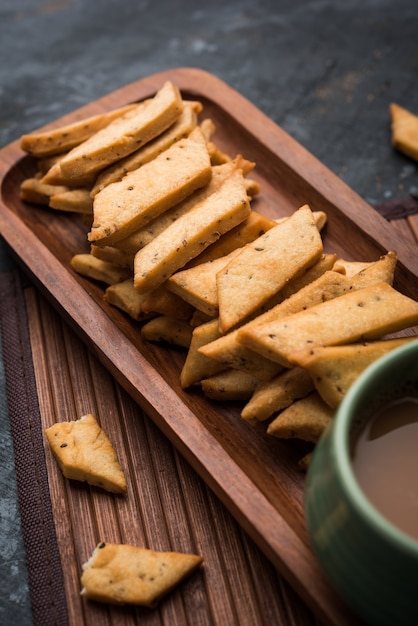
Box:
[0,1,417,624]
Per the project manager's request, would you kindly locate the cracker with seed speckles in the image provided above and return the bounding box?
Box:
[44,414,127,494]
[20,104,136,157]
[81,542,203,606]
[89,126,212,245]
[59,81,183,178]
[216,205,323,333]
[240,282,418,368]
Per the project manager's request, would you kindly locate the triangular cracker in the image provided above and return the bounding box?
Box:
[44,414,127,494]
[240,282,418,368]
[216,205,323,332]
[81,542,203,606]
[289,336,418,408]
[20,104,137,157]
[390,102,418,161]
[267,392,334,443]
[133,165,251,294]
[89,126,212,245]
[90,101,201,196]
[60,81,183,178]
[167,248,241,317]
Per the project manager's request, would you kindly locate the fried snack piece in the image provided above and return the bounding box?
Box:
[20,104,136,157]
[71,253,131,285]
[89,126,212,245]
[275,210,328,232]
[133,166,251,294]
[259,252,339,313]
[90,101,201,196]
[267,392,334,443]
[350,251,397,288]
[199,270,353,379]
[332,259,373,276]
[141,316,193,348]
[290,336,418,408]
[20,176,69,205]
[91,244,134,269]
[49,188,94,214]
[60,81,183,178]
[241,282,418,368]
[198,326,283,382]
[44,414,127,493]
[141,284,195,320]
[183,210,276,268]
[216,205,323,333]
[104,279,152,321]
[80,542,203,607]
[201,369,260,402]
[180,318,226,389]
[167,248,242,317]
[390,102,418,161]
[41,157,97,187]
[241,367,315,424]
[111,158,252,253]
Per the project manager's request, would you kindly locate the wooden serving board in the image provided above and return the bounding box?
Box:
[0,67,417,626]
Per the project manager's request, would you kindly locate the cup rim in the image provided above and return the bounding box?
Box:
[333,339,418,553]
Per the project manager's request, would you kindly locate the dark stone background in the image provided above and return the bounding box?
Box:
[1,1,417,624]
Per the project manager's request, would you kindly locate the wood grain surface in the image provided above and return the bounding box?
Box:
[0,68,417,626]
[26,284,319,626]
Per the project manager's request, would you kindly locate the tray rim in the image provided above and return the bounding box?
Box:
[1,66,412,626]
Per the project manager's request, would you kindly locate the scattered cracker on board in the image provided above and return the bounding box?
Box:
[80,541,203,606]
[44,413,127,494]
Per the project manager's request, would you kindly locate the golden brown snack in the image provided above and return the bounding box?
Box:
[141,315,193,348]
[267,392,334,443]
[20,176,69,205]
[104,279,151,321]
[289,336,418,408]
[80,542,203,606]
[141,284,195,320]
[240,282,418,368]
[198,325,283,382]
[44,414,127,493]
[49,188,94,214]
[350,250,397,288]
[20,104,137,157]
[133,166,251,294]
[59,81,183,178]
[390,102,418,161]
[183,210,276,268]
[90,101,201,196]
[41,157,97,187]
[198,269,353,380]
[111,158,251,253]
[71,253,131,285]
[180,318,226,389]
[201,368,260,402]
[89,126,212,245]
[167,248,242,317]
[216,205,323,333]
[241,367,314,424]
[91,244,134,269]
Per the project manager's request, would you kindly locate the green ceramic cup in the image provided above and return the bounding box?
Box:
[304,340,418,626]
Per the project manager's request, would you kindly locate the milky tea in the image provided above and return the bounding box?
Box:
[351,394,418,541]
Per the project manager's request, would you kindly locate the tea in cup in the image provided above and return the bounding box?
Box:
[304,340,418,626]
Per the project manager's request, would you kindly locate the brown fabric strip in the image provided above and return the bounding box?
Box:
[0,270,69,626]
[373,194,418,220]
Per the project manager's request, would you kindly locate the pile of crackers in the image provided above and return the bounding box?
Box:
[20,81,418,472]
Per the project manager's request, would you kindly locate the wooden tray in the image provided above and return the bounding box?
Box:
[1,67,417,626]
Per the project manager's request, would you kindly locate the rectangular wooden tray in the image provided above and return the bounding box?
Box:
[1,67,417,626]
